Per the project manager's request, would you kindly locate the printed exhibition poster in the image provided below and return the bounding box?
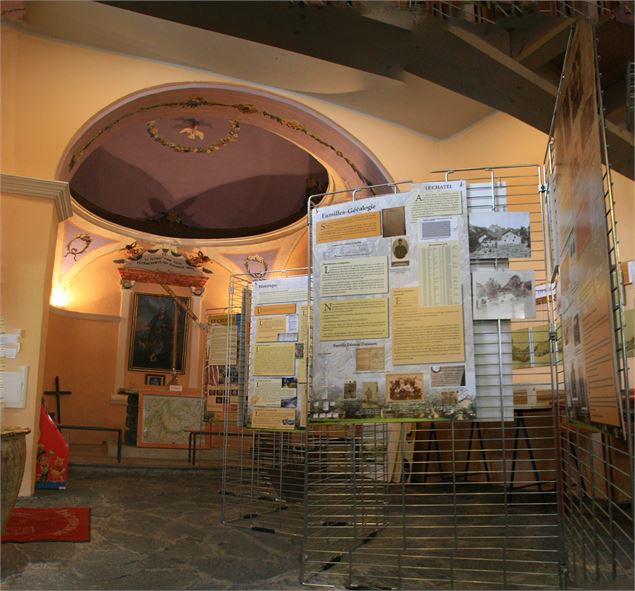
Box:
[206,313,240,410]
[553,21,622,428]
[310,182,476,421]
[246,276,308,430]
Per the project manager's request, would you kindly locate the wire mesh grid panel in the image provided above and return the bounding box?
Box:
[542,22,634,588]
[302,168,563,590]
[545,157,635,589]
[220,271,308,537]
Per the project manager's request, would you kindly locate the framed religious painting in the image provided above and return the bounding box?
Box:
[128,293,190,373]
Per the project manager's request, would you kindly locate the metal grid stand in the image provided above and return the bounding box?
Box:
[302,169,562,589]
[542,23,634,590]
[220,270,308,537]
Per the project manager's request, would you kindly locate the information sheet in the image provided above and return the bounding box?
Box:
[206,313,241,413]
[553,22,622,428]
[247,276,308,430]
[311,182,476,421]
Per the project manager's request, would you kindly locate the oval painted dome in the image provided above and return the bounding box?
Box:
[70,115,328,238]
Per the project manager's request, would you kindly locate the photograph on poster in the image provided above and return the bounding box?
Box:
[282,377,298,389]
[440,391,459,406]
[355,346,385,371]
[208,364,239,387]
[472,270,536,320]
[468,211,531,259]
[567,361,590,422]
[430,365,465,388]
[362,382,379,407]
[386,373,424,402]
[382,206,406,237]
[391,237,410,267]
[277,332,298,342]
[344,381,357,399]
[532,324,553,367]
[281,396,297,408]
[573,314,581,345]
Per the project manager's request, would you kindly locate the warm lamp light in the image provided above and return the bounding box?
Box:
[50,286,69,308]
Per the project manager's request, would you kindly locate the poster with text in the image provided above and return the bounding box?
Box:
[246,276,308,430]
[553,21,622,429]
[205,313,241,413]
[311,182,476,421]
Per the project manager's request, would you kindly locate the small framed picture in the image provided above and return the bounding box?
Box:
[144,374,165,387]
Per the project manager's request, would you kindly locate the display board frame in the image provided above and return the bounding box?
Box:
[542,20,633,589]
[245,272,309,431]
[307,181,482,423]
[546,21,626,433]
[218,22,633,588]
[300,169,564,590]
[220,270,310,538]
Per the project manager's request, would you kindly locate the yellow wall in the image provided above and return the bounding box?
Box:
[0,24,442,182]
[1,192,60,495]
[2,21,633,487]
[42,311,123,445]
[41,251,234,443]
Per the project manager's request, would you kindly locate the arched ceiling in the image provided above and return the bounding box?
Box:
[17,1,631,178]
[61,85,392,239]
[70,116,328,238]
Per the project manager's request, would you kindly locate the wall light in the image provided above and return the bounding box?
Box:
[50,286,69,308]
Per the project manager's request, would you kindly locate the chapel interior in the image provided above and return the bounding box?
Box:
[1,1,634,590]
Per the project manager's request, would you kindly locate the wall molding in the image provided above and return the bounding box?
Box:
[71,199,309,248]
[0,173,72,221]
[50,305,122,323]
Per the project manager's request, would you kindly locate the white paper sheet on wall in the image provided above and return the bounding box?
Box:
[0,366,28,408]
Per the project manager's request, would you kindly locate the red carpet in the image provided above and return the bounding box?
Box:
[2,508,90,543]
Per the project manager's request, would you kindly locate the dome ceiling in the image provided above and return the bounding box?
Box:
[63,84,392,240]
[70,115,329,239]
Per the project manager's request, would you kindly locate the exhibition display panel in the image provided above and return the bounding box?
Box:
[215,20,633,591]
[309,181,477,422]
[544,21,633,588]
[219,271,308,537]
[301,170,560,589]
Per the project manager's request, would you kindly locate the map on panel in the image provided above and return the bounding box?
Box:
[140,395,202,446]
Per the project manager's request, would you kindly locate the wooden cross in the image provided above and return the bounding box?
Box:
[43,376,72,423]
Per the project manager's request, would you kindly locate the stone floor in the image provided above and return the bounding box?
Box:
[1,466,307,590]
[2,465,632,591]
